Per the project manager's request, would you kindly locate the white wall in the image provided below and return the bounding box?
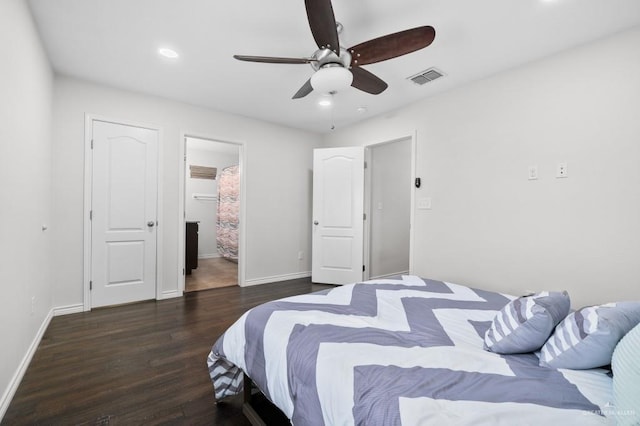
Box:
[369,138,411,278]
[0,0,53,416]
[185,145,238,258]
[324,27,640,308]
[51,76,321,307]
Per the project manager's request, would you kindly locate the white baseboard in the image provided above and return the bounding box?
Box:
[53,304,84,316]
[0,307,54,420]
[160,290,182,300]
[243,271,311,287]
[368,271,410,280]
[198,253,220,259]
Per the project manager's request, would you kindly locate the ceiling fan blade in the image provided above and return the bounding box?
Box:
[233,55,314,64]
[292,79,314,99]
[349,26,436,66]
[304,0,340,52]
[350,67,388,95]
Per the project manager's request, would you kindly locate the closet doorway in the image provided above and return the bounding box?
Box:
[364,137,412,280]
[183,136,241,292]
[312,135,415,285]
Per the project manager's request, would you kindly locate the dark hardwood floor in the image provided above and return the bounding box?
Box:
[3,278,333,425]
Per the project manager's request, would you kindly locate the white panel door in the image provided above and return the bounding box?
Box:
[312,147,365,284]
[91,120,158,308]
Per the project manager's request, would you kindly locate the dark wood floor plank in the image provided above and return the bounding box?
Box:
[3,278,333,425]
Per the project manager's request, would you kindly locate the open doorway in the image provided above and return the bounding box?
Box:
[364,137,412,279]
[311,135,414,285]
[184,136,240,292]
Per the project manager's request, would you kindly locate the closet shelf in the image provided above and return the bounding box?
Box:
[192,193,217,201]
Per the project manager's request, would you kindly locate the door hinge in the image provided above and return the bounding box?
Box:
[91,139,94,149]
[363,213,366,220]
[89,210,92,220]
[89,280,93,290]
[364,161,367,169]
[183,268,185,276]
[363,265,366,272]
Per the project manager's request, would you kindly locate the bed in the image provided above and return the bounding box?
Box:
[207,275,620,425]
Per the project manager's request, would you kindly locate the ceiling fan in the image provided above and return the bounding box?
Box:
[233,0,436,99]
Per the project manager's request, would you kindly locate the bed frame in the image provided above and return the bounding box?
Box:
[242,373,266,426]
[242,373,289,425]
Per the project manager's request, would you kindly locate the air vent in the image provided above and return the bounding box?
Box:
[408,67,444,85]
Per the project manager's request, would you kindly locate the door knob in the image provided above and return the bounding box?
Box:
[314,221,319,225]
[147,221,155,227]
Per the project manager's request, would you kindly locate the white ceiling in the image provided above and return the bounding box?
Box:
[28,0,640,134]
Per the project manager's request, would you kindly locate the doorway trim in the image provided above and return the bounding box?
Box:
[178,132,247,293]
[83,114,164,311]
[361,131,418,279]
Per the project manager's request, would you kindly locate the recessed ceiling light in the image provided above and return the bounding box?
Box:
[158,47,179,59]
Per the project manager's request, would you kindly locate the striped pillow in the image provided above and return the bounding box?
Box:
[540,302,640,369]
[612,323,640,426]
[484,291,570,354]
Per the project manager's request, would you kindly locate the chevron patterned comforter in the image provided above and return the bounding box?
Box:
[207,276,614,425]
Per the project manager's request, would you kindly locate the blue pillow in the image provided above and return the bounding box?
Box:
[612,323,640,426]
[484,291,570,354]
[540,302,640,369]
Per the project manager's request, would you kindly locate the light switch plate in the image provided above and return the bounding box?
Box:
[418,197,432,210]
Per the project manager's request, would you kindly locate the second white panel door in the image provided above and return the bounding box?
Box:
[312,147,365,285]
[91,120,158,308]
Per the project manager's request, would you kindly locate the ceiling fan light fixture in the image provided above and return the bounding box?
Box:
[317,94,334,108]
[311,66,353,93]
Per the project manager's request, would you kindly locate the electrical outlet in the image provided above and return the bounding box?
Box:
[528,165,538,180]
[556,162,568,178]
[297,251,304,260]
